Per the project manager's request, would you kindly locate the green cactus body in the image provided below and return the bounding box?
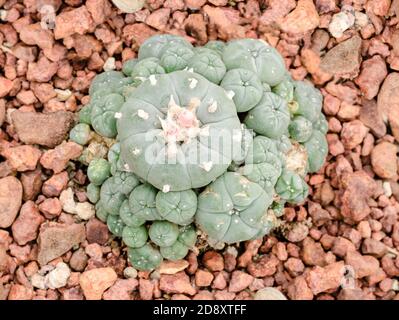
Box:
[70,123,92,146]
[241,162,281,193]
[86,183,100,204]
[100,177,126,215]
[89,71,126,96]
[187,49,226,84]
[91,93,125,138]
[302,130,328,173]
[160,240,188,261]
[131,57,165,82]
[119,199,146,227]
[288,116,313,143]
[138,34,193,60]
[293,81,323,122]
[82,35,328,270]
[87,158,111,186]
[160,44,194,73]
[122,59,138,76]
[220,68,263,112]
[232,125,254,164]
[196,172,273,244]
[107,143,126,175]
[275,170,309,204]
[95,202,109,222]
[222,39,286,86]
[117,70,241,192]
[204,40,225,56]
[160,225,196,260]
[272,77,294,102]
[107,214,125,237]
[313,113,328,135]
[128,184,161,221]
[79,105,93,126]
[122,225,148,248]
[149,221,179,247]
[110,171,140,195]
[276,135,292,154]
[128,244,162,271]
[271,200,286,217]
[244,92,290,139]
[245,136,282,170]
[155,190,197,225]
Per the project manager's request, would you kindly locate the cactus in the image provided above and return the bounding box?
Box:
[272,76,294,102]
[303,130,328,173]
[128,183,161,221]
[220,68,264,112]
[160,225,197,260]
[149,221,179,247]
[122,225,148,248]
[161,45,194,73]
[127,243,162,271]
[292,81,323,122]
[87,158,111,186]
[244,92,290,139]
[288,116,313,143]
[79,105,92,125]
[155,190,197,226]
[100,177,126,215]
[70,123,92,145]
[204,40,225,56]
[313,113,328,135]
[77,35,328,270]
[95,202,108,222]
[107,143,126,175]
[275,170,309,204]
[117,70,241,192]
[91,93,125,138]
[119,199,146,227]
[86,183,100,204]
[188,49,226,84]
[196,172,273,244]
[107,214,125,237]
[222,39,286,86]
[130,57,165,81]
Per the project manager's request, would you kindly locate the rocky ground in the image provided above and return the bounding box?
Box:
[1,0,399,300]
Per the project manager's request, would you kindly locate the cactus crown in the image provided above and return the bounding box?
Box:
[71,35,328,271]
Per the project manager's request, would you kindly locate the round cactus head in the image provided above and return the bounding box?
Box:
[149,221,180,247]
[80,34,329,270]
[196,172,273,244]
[117,70,241,192]
[160,225,197,261]
[127,243,162,271]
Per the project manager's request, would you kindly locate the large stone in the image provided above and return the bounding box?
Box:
[339,171,377,223]
[11,111,75,148]
[37,223,85,265]
[11,201,44,246]
[80,267,117,300]
[305,261,345,295]
[359,98,386,138]
[321,35,362,78]
[371,141,398,180]
[159,271,196,296]
[377,72,399,142]
[54,6,94,39]
[0,176,22,228]
[278,0,319,34]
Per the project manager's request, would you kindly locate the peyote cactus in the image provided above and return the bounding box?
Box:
[71,35,328,270]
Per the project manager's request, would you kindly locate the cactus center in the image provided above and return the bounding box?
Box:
[159,95,201,156]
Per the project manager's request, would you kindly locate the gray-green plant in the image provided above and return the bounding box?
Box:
[73,35,328,271]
